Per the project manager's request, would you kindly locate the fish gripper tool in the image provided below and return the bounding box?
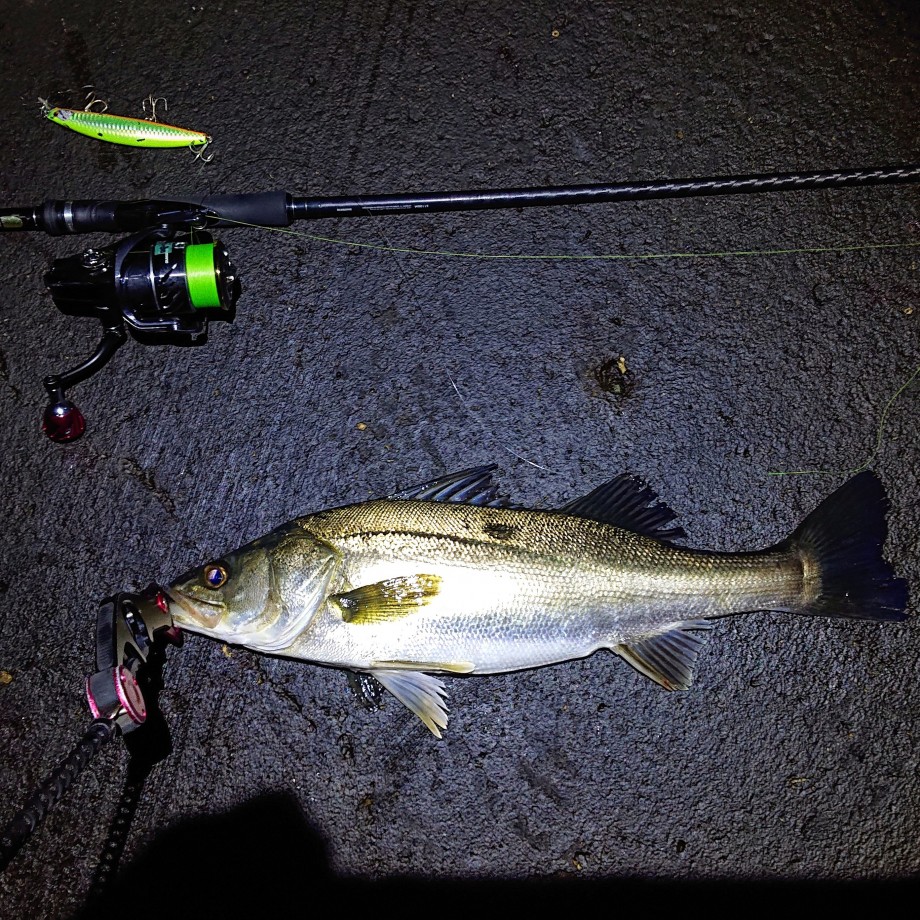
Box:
[0,585,181,874]
[85,584,182,730]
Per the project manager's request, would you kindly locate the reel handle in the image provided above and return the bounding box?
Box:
[41,326,127,443]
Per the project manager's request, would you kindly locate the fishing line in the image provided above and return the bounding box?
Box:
[217,216,920,263]
[220,214,919,477]
[767,361,920,477]
[445,369,555,473]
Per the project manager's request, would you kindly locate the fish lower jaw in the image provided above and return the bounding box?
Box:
[164,587,223,630]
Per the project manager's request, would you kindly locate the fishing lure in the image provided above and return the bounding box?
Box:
[39,96,212,158]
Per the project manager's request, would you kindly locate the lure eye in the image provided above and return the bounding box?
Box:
[203,563,228,589]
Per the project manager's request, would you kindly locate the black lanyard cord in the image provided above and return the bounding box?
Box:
[0,718,118,874]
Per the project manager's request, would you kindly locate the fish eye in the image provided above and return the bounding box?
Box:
[203,563,229,589]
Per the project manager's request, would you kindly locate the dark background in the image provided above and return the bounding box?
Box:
[1,1,918,914]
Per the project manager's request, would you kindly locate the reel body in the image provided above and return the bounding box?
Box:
[41,228,240,441]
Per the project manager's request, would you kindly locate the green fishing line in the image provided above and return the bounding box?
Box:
[219,217,920,262]
[221,216,918,477]
[767,362,920,477]
[184,241,222,307]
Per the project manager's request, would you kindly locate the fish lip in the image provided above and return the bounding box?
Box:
[163,584,222,628]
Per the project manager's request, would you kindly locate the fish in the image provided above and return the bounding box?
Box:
[166,466,908,737]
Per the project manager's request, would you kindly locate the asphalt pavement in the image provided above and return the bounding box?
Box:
[0,1,918,914]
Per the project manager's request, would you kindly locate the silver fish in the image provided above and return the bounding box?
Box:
[167,466,908,736]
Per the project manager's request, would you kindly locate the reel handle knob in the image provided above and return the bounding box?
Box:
[42,398,86,442]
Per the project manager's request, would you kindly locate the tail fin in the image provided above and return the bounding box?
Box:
[787,470,908,621]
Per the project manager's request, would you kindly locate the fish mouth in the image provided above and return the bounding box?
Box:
[163,584,223,630]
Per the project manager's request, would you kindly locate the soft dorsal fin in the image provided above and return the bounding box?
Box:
[615,620,713,690]
[390,464,514,507]
[370,669,450,737]
[559,474,685,540]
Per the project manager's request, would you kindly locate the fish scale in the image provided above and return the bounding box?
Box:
[290,500,804,672]
[166,467,907,737]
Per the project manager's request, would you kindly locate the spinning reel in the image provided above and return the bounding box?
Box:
[43,225,239,441]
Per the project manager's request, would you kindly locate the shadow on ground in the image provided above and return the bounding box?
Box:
[73,791,920,917]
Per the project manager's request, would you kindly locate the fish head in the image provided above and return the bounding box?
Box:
[166,525,339,651]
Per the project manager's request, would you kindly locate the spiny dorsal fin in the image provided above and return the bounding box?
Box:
[615,620,713,690]
[560,474,686,540]
[390,464,514,507]
[331,574,442,623]
[371,669,450,738]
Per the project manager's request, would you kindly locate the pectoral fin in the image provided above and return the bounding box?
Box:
[332,574,442,623]
[371,669,450,738]
[615,620,713,690]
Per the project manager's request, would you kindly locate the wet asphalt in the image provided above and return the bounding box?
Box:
[0,0,918,914]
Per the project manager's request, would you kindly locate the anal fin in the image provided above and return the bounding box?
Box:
[615,620,713,690]
[371,669,450,738]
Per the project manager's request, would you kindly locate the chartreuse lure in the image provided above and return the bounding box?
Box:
[39,97,211,155]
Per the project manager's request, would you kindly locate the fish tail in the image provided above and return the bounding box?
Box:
[785,470,908,622]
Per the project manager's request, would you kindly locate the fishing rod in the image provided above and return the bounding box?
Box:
[2,164,919,441]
